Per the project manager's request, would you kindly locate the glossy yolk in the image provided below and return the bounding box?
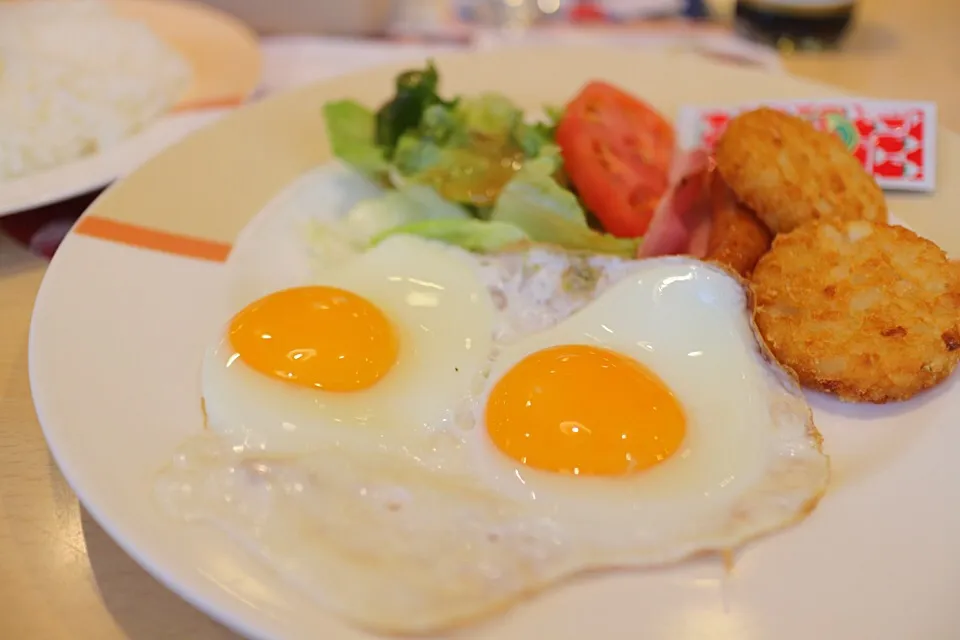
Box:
[485,344,686,476]
[228,286,399,392]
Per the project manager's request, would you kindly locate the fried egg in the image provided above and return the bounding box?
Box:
[461,257,822,534]
[160,247,829,635]
[201,234,495,453]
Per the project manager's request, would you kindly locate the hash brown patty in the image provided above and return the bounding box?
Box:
[715,107,888,235]
[751,219,960,403]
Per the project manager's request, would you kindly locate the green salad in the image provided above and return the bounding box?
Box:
[321,61,640,257]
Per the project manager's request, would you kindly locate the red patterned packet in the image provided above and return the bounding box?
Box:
[675,99,937,192]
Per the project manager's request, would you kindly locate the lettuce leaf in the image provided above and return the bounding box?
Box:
[490,148,639,257]
[389,92,540,205]
[496,147,584,223]
[457,93,523,138]
[512,121,553,158]
[493,205,638,257]
[370,218,528,253]
[419,103,461,144]
[322,100,388,178]
[392,133,445,177]
[343,184,469,243]
[374,61,452,156]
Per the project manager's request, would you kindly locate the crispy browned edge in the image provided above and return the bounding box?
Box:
[751,220,960,403]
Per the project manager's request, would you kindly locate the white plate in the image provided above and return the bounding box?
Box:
[30,48,960,639]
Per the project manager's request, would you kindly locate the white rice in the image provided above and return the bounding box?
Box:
[0,0,192,181]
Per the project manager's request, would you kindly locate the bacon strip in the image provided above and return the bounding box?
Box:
[637,149,713,259]
[636,149,772,276]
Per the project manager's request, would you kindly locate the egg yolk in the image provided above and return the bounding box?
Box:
[485,345,686,476]
[228,286,399,392]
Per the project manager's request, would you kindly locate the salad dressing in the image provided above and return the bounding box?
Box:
[418,142,524,207]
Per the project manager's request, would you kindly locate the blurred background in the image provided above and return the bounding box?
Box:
[2,0,956,254]
[193,0,852,49]
[6,0,952,257]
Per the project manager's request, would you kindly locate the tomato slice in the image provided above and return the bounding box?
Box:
[556,81,676,237]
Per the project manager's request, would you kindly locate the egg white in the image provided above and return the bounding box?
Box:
[201,234,495,454]
[464,257,801,531]
[162,253,828,635]
[223,162,386,314]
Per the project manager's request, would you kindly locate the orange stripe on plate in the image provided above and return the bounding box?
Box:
[171,95,246,113]
[74,216,232,263]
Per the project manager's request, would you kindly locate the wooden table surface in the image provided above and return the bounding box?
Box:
[1,2,958,638]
